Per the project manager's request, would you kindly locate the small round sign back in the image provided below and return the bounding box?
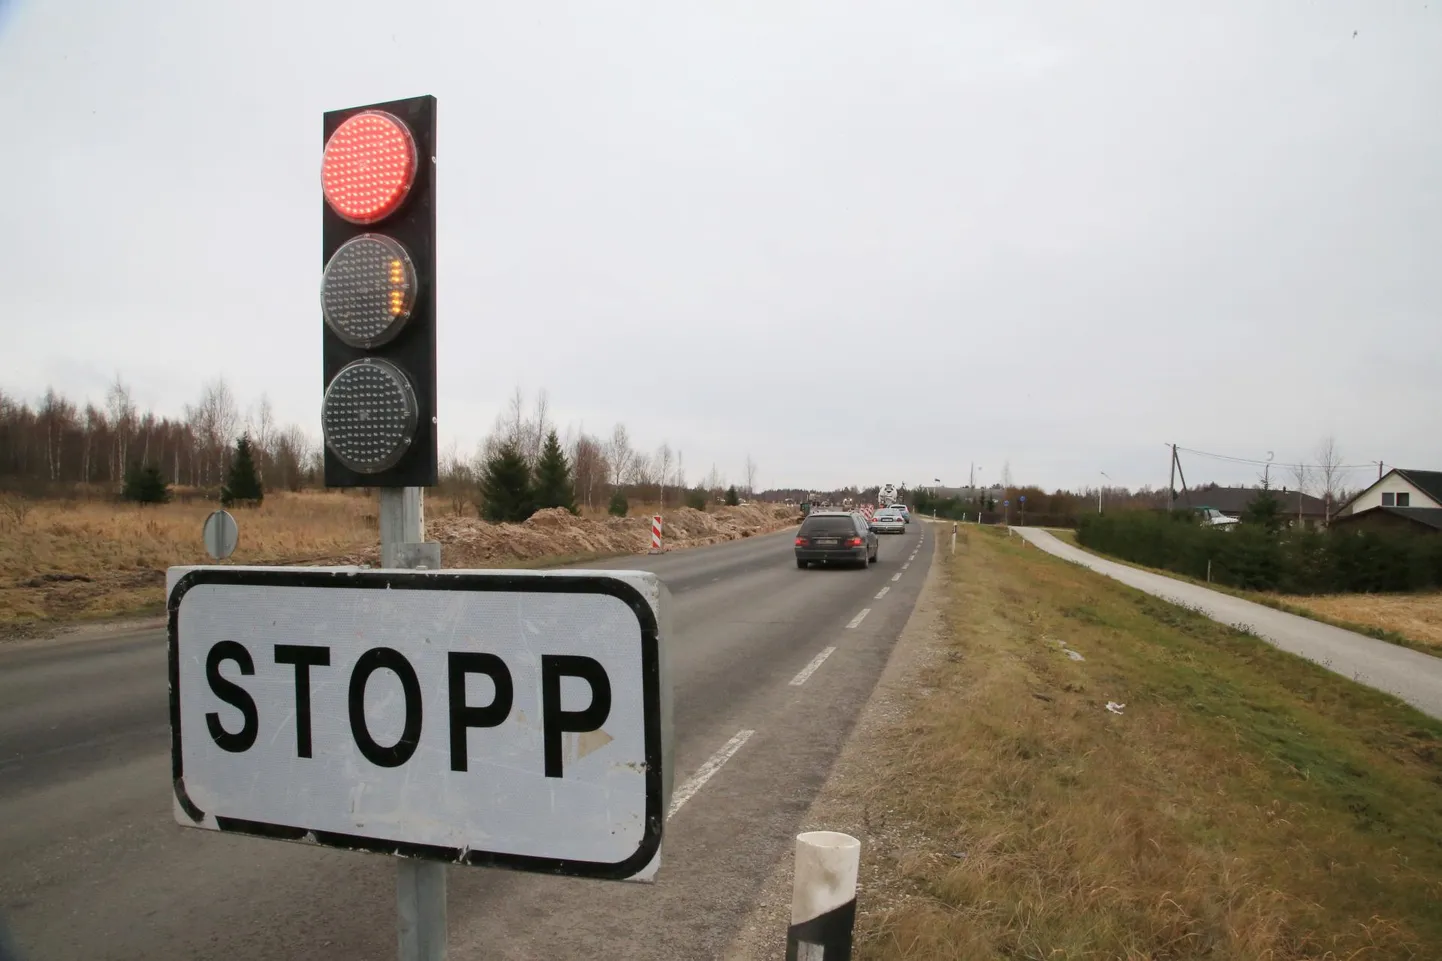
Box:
[202,510,239,560]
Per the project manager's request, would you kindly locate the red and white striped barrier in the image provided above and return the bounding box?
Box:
[649,515,663,554]
[860,505,875,521]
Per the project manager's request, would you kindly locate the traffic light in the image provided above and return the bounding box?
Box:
[320,95,437,487]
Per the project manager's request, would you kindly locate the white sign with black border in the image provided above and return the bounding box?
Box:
[167,566,673,882]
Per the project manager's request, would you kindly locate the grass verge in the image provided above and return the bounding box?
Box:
[1046,527,1441,656]
[853,526,1442,959]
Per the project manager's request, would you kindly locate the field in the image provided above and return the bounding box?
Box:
[827,526,1442,958]
[1274,591,1442,652]
[0,491,796,635]
[0,492,377,629]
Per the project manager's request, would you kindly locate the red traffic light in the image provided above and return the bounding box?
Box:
[322,111,418,224]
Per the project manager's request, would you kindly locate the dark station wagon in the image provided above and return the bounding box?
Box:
[794,511,879,569]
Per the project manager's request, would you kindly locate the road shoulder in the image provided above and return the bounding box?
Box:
[722,533,947,959]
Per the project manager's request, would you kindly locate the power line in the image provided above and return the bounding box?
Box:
[1174,445,1375,472]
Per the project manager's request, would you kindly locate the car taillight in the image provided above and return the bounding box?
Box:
[795,537,807,546]
[848,536,863,547]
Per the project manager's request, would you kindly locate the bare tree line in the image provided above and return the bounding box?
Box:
[438,388,758,514]
[5,378,765,511]
[0,377,320,495]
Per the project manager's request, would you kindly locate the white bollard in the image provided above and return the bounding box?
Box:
[786,831,861,960]
[951,531,956,555]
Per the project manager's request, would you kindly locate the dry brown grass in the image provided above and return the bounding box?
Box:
[1276,592,1442,652]
[852,527,1442,959]
[0,491,378,627]
[0,492,799,633]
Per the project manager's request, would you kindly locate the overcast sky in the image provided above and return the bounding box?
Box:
[1,1,1437,493]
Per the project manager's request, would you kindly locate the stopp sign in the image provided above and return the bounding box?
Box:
[168,566,673,881]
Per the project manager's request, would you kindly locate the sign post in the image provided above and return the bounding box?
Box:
[382,486,446,960]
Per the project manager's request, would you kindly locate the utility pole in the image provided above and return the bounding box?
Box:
[1167,444,1176,512]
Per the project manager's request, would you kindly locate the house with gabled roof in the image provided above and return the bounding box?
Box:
[1331,468,1442,535]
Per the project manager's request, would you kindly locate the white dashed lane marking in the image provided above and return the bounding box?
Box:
[668,730,755,818]
[846,609,871,629]
[874,587,890,599]
[789,647,837,686]
[891,573,902,582]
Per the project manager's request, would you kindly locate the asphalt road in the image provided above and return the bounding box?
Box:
[1013,526,1442,720]
[0,521,933,960]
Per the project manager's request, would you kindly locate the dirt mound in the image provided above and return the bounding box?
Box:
[353,503,799,568]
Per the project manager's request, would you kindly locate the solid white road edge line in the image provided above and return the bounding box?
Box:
[668,729,756,818]
[891,573,902,582]
[874,586,890,599]
[846,608,871,629]
[789,646,838,686]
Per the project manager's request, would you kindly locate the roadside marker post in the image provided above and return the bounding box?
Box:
[650,514,664,554]
[786,831,861,960]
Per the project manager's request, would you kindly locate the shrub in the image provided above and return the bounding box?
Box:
[685,488,707,511]
[478,441,535,523]
[724,485,740,507]
[220,435,263,507]
[608,489,629,517]
[123,464,171,505]
[532,429,577,514]
[1077,510,1442,594]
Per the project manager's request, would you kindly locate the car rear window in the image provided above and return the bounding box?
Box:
[800,517,857,535]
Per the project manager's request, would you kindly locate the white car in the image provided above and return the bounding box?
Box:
[891,503,911,523]
[1197,507,1240,528]
[870,509,906,534]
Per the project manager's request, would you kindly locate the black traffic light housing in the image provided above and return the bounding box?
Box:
[321,94,437,488]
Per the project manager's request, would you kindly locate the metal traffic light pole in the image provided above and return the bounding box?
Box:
[384,490,446,961]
